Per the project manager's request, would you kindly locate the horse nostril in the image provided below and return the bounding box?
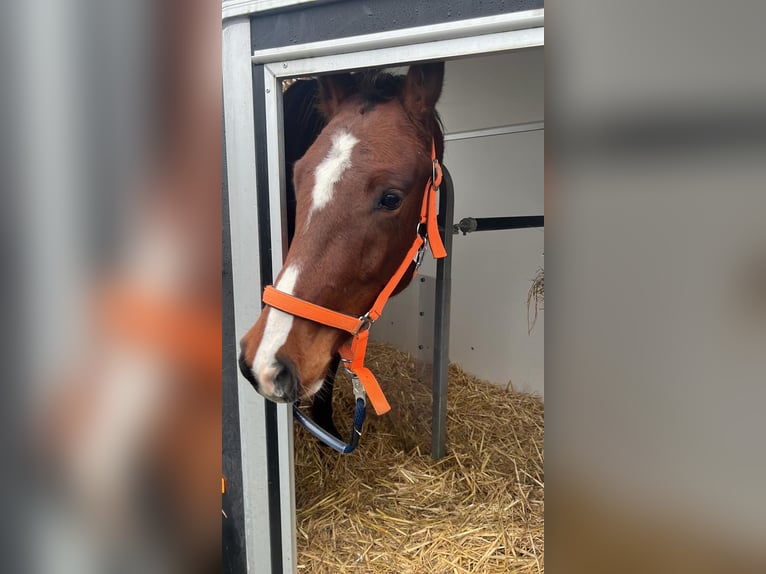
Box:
[273,358,299,402]
[238,352,257,387]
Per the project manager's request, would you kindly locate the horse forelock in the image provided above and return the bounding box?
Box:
[307,69,444,160]
[357,70,444,158]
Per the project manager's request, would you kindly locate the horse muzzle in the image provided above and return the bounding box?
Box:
[238,351,299,403]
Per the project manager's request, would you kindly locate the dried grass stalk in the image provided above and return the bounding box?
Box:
[527,267,544,334]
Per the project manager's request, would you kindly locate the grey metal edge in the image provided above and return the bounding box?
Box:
[223,0,319,21]
[222,16,272,574]
[261,26,543,79]
[251,10,544,64]
[263,63,298,573]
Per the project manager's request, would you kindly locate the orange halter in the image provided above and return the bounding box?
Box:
[261,140,447,415]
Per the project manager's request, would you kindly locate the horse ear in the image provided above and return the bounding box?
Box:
[402,62,445,118]
[317,72,356,119]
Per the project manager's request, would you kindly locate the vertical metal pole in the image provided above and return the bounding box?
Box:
[263,64,297,574]
[431,166,455,459]
[222,17,272,574]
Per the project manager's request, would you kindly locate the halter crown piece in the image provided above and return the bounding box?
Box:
[261,140,447,416]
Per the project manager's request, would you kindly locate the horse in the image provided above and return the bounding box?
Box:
[238,63,445,435]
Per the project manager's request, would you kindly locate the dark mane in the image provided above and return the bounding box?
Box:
[357,70,444,135]
[355,69,444,160]
[356,71,406,112]
[285,68,444,158]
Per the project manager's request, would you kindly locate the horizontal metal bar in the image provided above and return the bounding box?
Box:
[252,10,544,63]
[263,27,543,79]
[444,121,544,142]
[454,216,544,234]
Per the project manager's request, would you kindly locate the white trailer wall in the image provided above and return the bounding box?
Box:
[372,48,544,398]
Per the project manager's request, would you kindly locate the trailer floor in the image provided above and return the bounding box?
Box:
[294,342,544,573]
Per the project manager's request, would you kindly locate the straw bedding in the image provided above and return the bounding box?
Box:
[294,342,544,573]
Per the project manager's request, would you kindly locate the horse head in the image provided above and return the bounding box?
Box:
[239,63,444,403]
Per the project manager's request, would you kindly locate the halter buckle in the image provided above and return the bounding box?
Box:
[414,243,427,270]
[353,312,374,336]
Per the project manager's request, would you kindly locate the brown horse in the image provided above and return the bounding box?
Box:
[239,63,445,405]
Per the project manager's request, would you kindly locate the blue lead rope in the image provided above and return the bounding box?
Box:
[293,397,366,454]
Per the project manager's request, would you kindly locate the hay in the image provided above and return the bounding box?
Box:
[295,343,544,573]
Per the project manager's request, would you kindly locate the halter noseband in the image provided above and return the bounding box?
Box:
[261,140,447,416]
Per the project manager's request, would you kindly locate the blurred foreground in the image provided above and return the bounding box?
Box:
[547,2,766,572]
[7,1,221,572]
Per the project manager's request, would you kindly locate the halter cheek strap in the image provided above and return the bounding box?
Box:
[261,140,447,416]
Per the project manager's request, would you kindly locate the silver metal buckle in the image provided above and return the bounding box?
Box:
[413,243,427,270]
[352,312,374,336]
[352,376,367,404]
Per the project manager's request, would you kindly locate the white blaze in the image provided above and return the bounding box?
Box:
[252,264,300,394]
[311,131,358,216]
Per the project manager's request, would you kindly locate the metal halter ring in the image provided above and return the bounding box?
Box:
[353,312,375,336]
[416,217,426,237]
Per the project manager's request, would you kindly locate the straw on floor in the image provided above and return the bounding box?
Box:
[294,342,544,573]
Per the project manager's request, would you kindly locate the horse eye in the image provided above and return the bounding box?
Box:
[379,191,403,211]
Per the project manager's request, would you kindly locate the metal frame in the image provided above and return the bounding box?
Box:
[251,10,543,63]
[222,17,276,574]
[224,8,543,573]
[262,64,298,574]
[256,24,543,78]
[223,0,320,20]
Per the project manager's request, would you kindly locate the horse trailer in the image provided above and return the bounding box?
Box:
[222,2,543,571]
